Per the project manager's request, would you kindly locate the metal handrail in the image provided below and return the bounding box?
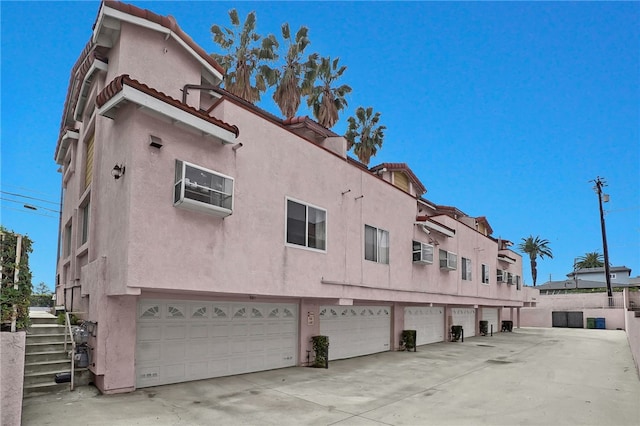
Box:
[63,311,86,391]
[64,312,76,391]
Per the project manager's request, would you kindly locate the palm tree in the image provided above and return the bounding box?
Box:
[272,23,317,119]
[575,252,604,269]
[344,106,386,165]
[210,9,278,103]
[306,56,352,128]
[517,235,553,286]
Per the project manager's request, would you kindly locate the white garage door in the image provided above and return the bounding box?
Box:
[136,300,298,388]
[403,306,445,346]
[452,308,476,338]
[319,306,390,360]
[482,308,499,334]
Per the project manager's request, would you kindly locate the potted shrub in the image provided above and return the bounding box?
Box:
[400,330,417,352]
[311,335,329,368]
[479,320,488,336]
[451,325,463,342]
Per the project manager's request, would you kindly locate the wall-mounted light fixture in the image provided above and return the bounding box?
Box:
[111,164,125,180]
[149,135,163,148]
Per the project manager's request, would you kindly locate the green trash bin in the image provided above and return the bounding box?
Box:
[586,317,596,329]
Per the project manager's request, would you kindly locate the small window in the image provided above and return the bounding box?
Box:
[482,264,490,284]
[461,257,472,280]
[609,273,616,279]
[412,241,433,264]
[497,269,504,283]
[83,134,94,191]
[507,272,513,285]
[515,275,521,290]
[174,160,234,217]
[80,199,90,245]
[64,222,72,258]
[365,225,389,264]
[286,199,326,251]
[439,249,457,270]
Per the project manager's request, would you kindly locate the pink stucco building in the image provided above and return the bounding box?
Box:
[54,1,536,394]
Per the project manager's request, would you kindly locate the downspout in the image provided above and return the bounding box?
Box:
[181,84,219,104]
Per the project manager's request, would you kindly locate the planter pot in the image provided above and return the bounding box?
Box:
[401,330,417,352]
[479,320,488,336]
[311,335,329,368]
[451,325,463,342]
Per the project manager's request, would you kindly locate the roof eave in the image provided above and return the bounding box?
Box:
[98,85,237,144]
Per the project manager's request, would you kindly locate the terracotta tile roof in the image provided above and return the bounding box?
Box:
[101,1,224,76]
[283,116,339,141]
[369,162,427,195]
[435,204,468,218]
[347,156,369,171]
[97,74,239,137]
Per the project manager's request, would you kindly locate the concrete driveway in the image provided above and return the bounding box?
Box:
[22,327,640,425]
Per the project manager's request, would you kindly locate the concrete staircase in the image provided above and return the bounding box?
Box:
[23,313,91,397]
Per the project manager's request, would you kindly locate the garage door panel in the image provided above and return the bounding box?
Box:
[137,301,298,388]
[403,307,445,346]
[187,340,209,360]
[482,308,499,334]
[137,342,161,363]
[138,325,162,341]
[163,343,186,362]
[189,324,208,338]
[452,308,476,337]
[320,305,390,361]
[162,363,185,381]
[210,324,229,337]
[164,324,187,340]
[250,323,265,336]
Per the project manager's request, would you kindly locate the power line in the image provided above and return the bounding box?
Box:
[3,206,59,219]
[0,190,59,206]
[1,184,58,199]
[1,197,60,214]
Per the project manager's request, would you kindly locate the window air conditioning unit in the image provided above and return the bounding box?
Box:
[413,241,434,264]
[174,160,234,218]
[439,250,457,270]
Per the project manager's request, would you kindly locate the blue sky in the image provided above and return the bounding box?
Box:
[1,1,638,291]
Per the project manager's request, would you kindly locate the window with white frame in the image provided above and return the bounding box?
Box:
[461,257,472,280]
[174,160,234,217]
[482,264,490,284]
[497,269,504,283]
[412,241,434,264]
[286,199,326,251]
[439,249,457,270]
[507,272,513,285]
[365,225,389,264]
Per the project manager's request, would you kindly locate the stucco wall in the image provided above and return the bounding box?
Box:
[626,312,640,378]
[1,331,25,426]
[516,292,627,329]
[519,307,625,329]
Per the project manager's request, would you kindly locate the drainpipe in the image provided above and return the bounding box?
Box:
[181,84,219,104]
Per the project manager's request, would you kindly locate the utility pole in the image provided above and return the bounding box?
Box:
[592,177,613,306]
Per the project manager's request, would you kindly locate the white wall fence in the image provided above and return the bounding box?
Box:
[537,292,625,309]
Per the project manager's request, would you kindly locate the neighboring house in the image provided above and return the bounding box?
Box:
[53,1,533,394]
[537,266,635,294]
